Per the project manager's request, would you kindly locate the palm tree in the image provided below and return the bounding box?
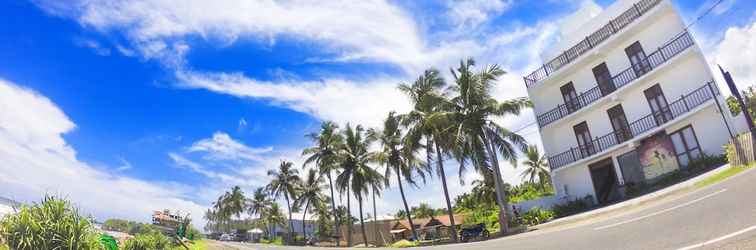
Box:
[226,186,246,221]
[370,111,429,241]
[335,124,382,247]
[248,187,273,236]
[399,69,460,242]
[294,169,327,238]
[263,202,287,240]
[411,203,435,219]
[447,58,531,233]
[521,145,551,189]
[302,121,344,245]
[212,192,230,232]
[267,160,302,243]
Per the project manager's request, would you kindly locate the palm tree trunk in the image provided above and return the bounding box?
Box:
[435,143,458,243]
[396,165,419,241]
[302,200,311,239]
[328,173,340,247]
[285,193,294,244]
[358,195,369,247]
[372,188,379,246]
[482,129,510,233]
[346,187,353,247]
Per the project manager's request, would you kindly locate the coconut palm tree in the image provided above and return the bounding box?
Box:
[370,111,429,241]
[399,69,461,242]
[335,124,382,247]
[411,203,435,219]
[267,160,302,243]
[294,169,327,238]
[248,187,273,235]
[263,202,287,240]
[446,58,531,233]
[212,192,231,232]
[302,121,344,245]
[520,145,551,189]
[226,186,246,221]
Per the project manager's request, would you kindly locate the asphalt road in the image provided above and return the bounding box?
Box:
[215,167,756,250]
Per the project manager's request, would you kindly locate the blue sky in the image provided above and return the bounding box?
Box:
[0,0,753,229]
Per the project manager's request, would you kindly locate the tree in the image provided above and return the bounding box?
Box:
[447,58,531,233]
[302,121,344,246]
[294,169,327,238]
[263,203,286,240]
[226,186,246,222]
[267,160,302,243]
[399,69,461,242]
[726,86,756,118]
[370,111,429,241]
[520,145,551,189]
[335,124,382,247]
[247,187,273,236]
[411,203,435,219]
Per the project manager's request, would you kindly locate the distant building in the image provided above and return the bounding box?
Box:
[152,209,183,230]
[390,214,466,241]
[523,0,735,206]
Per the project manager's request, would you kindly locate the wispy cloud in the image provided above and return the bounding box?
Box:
[187,131,273,162]
[116,156,133,171]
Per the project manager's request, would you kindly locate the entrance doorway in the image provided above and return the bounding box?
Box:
[589,158,620,205]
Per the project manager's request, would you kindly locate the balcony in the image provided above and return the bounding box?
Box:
[548,81,719,171]
[523,0,662,88]
[536,31,694,128]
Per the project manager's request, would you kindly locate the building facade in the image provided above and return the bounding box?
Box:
[524,0,736,205]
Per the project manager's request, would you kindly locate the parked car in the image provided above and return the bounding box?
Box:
[219,233,234,241]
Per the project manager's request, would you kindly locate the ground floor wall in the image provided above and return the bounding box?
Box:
[550,104,732,204]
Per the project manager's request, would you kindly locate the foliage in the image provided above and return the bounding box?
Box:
[687,153,727,171]
[261,237,283,245]
[102,218,157,235]
[122,231,172,250]
[0,195,103,250]
[390,239,419,248]
[169,239,207,250]
[461,205,500,232]
[725,86,756,117]
[0,244,8,250]
[520,145,551,187]
[410,203,435,219]
[552,197,591,218]
[695,164,754,188]
[508,182,554,203]
[520,207,555,226]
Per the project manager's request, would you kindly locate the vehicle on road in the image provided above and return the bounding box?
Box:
[219,233,234,241]
[459,223,490,242]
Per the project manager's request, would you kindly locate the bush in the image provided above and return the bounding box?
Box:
[462,205,500,232]
[123,232,172,250]
[552,197,591,218]
[0,196,103,250]
[261,236,283,245]
[688,153,727,171]
[520,207,555,226]
[390,239,418,248]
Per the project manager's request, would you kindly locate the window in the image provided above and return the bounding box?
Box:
[574,122,595,157]
[593,63,615,95]
[607,104,632,143]
[561,82,580,112]
[625,41,651,76]
[644,84,673,124]
[669,125,702,168]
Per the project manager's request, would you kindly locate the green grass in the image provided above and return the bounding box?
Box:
[261,237,283,245]
[168,239,208,250]
[695,164,754,188]
[0,244,8,250]
[389,240,419,248]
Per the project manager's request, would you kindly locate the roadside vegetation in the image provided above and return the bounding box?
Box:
[695,163,754,188]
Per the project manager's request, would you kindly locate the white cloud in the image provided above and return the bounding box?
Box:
[445,0,512,28]
[74,38,111,56]
[116,156,133,171]
[176,71,412,128]
[187,131,273,162]
[0,79,206,229]
[712,21,756,89]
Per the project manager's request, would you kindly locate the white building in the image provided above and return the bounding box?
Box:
[523,0,736,206]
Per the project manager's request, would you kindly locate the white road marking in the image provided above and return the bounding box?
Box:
[594,189,727,230]
[676,224,756,250]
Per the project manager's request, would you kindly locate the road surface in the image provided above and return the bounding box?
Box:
[214,167,756,250]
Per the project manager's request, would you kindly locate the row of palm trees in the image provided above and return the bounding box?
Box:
[205,58,548,246]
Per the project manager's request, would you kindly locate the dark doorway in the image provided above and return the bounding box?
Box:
[644,84,673,125]
[593,63,615,95]
[574,122,595,157]
[589,158,620,205]
[561,82,580,113]
[608,104,632,143]
[625,41,651,77]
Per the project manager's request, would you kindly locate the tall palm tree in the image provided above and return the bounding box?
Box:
[263,202,287,240]
[447,58,531,233]
[370,111,429,241]
[213,192,231,232]
[520,145,551,189]
[302,121,344,245]
[248,187,273,235]
[226,186,246,221]
[267,160,302,242]
[399,69,460,242]
[294,169,326,238]
[336,124,382,247]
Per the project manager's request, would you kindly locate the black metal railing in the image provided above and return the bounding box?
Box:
[536,31,694,128]
[523,0,661,88]
[548,81,718,170]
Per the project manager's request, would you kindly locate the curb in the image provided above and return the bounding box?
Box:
[533,163,735,229]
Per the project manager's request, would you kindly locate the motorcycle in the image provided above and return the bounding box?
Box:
[459,223,490,242]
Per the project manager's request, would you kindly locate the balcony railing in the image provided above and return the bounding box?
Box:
[536,31,694,128]
[548,81,719,171]
[523,0,662,88]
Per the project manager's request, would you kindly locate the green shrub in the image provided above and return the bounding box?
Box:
[261,236,283,245]
[462,205,500,232]
[552,197,591,218]
[520,207,555,226]
[0,196,103,250]
[123,232,172,250]
[688,153,727,170]
[390,239,418,248]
